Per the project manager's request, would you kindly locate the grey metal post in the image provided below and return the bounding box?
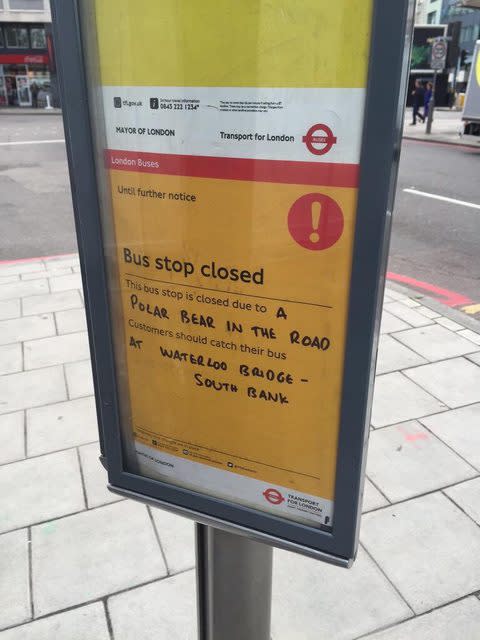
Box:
[196,523,273,640]
[426,69,437,134]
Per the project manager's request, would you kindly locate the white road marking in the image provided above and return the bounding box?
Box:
[404,187,480,211]
[0,139,65,147]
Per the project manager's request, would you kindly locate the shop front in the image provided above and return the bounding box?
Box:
[0,53,50,106]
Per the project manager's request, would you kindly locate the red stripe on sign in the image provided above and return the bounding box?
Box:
[105,150,359,188]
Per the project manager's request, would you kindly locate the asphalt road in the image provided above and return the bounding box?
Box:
[391,138,480,305]
[0,115,76,260]
[0,114,479,310]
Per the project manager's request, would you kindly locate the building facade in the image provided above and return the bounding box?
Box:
[441,0,480,64]
[0,0,56,107]
[415,0,443,24]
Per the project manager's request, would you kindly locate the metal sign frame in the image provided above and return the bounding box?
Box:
[51,0,414,567]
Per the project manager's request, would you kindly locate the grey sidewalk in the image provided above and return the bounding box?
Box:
[403,108,480,147]
[1,254,480,639]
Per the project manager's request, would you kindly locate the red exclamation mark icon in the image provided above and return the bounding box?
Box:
[288,193,344,251]
[309,201,321,244]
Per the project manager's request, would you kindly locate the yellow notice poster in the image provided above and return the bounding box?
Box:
[93,1,373,527]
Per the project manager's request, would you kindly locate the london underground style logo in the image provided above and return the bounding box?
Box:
[302,123,337,156]
[263,488,285,505]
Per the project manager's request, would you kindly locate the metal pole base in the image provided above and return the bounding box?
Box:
[196,523,273,640]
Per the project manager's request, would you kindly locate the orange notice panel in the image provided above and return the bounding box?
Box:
[91,0,373,527]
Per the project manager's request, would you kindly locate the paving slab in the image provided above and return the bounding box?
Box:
[78,442,122,508]
[414,305,440,319]
[22,290,82,316]
[65,360,94,399]
[366,421,477,502]
[445,477,480,525]
[404,357,480,409]
[0,603,110,640]
[375,335,426,375]
[362,596,480,640]
[361,492,480,613]
[151,509,195,574]
[55,307,87,334]
[0,299,20,321]
[0,412,24,465]
[457,328,480,346]
[0,365,67,415]
[27,396,98,456]
[0,314,55,346]
[362,478,389,513]
[420,403,480,470]
[379,311,410,334]
[0,262,45,277]
[435,316,465,332]
[397,298,420,309]
[49,273,83,293]
[467,351,480,366]
[383,302,433,328]
[0,275,19,285]
[0,279,48,302]
[272,546,411,640]
[0,448,84,533]
[371,372,446,428]
[0,343,22,375]
[21,267,72,281]
[108,571,196,640]
[44,256,80,270]
[383,289,408,302]
[32,500,168,616]
[0,529,30,631]
[393,325,479,361]
[24,332,90,369]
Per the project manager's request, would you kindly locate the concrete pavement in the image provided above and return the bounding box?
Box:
[403,108,480,147]
[0,115,75,261]
[1,254,480,638]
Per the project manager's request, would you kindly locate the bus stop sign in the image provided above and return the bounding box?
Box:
[51,0,414,567]
[431,37,448,71]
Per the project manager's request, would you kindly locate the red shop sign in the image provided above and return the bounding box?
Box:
[0,53,49,65]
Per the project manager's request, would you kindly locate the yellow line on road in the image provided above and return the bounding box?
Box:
[461,303,480,315]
